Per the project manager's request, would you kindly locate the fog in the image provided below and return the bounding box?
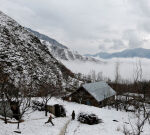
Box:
[61,58,150,81]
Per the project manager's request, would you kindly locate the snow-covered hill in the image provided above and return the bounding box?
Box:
[42,40,101,63]
[26,28,102,63]
[0,11,81,92]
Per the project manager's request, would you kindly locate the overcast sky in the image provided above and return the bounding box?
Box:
[0,0,150,54]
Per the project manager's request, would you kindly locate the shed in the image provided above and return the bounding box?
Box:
[66,81,116,107]
[46,104,66,117]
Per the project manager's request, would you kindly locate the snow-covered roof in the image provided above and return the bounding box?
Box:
[82,81,116,102]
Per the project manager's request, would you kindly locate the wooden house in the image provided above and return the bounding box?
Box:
[64,81,116,107]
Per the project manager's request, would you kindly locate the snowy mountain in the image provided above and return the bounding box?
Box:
[86,48,150,59]
[26,28,68,49]
[0,11,81,93]
[26,28,101,63]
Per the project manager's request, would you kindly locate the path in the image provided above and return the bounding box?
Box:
[59,118,71,135]
[59,118,81,135]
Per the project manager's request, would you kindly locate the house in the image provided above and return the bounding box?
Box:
[64,81,116,107]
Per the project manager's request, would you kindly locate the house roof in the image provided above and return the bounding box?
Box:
[82,81,116,102]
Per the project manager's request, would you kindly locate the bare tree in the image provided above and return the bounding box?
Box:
[114,61,121,84]
[133,59,143,83]
[5,82,31,129]
[123,111,150,135]
[2,70,32,130]
[97,72,104,81]
[90,70,97,82]
[0,63,10,124]
[16,90,31,129]
[38,83,63,116]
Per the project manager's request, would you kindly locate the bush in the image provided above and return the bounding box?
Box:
[32,100,45,111]
[77,112,102,125]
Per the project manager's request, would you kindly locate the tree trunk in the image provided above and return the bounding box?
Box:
[17,121,20,129]
[2,102,7,124]
[17,115,21,129]
[45,104,48,116]
[4,116,7,124]
[45,110,48,116]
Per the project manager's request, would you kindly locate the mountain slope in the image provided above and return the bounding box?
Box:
[26,28,101,63]
[0,11,81,93]
[86,48,150,59]
[26,28,68,49]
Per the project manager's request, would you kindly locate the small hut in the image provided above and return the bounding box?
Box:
[65,81,116,107]
[46,104,66,117]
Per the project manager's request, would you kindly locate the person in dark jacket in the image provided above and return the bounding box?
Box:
[72,110,75,120]
[45,114,54,126]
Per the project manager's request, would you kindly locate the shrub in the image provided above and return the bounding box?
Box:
[32,100,45,111]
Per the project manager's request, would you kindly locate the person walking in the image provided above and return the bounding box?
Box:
[72,110,75,120]
[45,114,54,126]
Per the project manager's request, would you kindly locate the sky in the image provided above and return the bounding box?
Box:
[0,0,150,54]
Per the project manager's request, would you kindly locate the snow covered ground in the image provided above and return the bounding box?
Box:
[0,109,69,135]
[61,58,150,81]
[0,98,150,135]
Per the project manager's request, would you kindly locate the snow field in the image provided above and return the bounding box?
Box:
[47,98,150,135]
[0,110,69,135]
[0,98,150,135]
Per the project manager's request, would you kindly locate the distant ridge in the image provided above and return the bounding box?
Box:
[85,48,150,59]
[27,28,102,63]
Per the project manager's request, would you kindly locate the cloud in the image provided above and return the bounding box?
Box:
[123,30,146,49]
[128,0,150,18]
[128,1,150,33]
[0,0,150,54]
[111,39,125,49]
[99,39,125,52]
